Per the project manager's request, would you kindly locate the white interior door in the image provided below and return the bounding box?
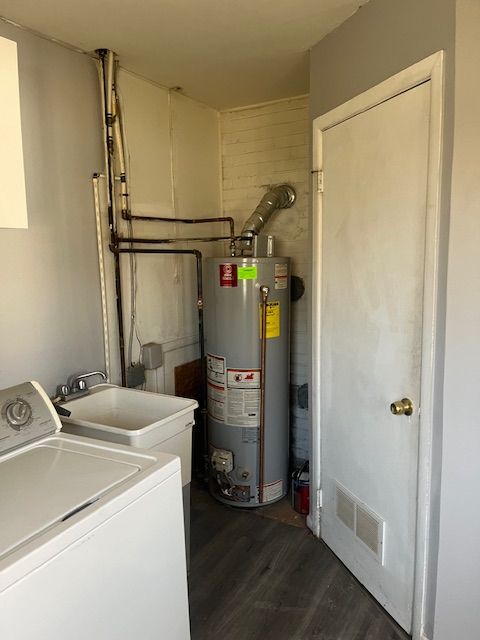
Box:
[318,82,431,633]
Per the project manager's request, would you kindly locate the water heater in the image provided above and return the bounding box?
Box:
[204,255,290,506]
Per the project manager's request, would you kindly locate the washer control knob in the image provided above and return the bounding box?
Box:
[5,400,32,429]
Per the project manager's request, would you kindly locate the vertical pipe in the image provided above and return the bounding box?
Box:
[92,174,111,382]
[112,58,137,372]
[105,51,115,161]
[113,249,127,386]
[97,50,114,232]
[259,285,269,503]
[97,49,127,385]
[195,253,209,478]
[112,77,130,218]
[167,89,178,218]
[113,96,128,216]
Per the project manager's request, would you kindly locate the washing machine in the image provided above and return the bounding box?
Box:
[0,381,190,640]
[59,384,198,565]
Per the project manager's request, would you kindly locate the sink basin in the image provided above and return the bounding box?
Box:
[60,384,198,452]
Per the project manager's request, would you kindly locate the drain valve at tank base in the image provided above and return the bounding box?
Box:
[240,469,251,481]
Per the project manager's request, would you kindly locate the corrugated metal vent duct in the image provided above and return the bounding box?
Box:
[241,184,296,237]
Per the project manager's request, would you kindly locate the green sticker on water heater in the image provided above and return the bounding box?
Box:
[238,266,257,280]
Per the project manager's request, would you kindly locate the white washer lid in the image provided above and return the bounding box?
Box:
[0,442,140,559]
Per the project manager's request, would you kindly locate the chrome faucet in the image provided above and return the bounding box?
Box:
[68,371,107,393]
[56,371,107,401]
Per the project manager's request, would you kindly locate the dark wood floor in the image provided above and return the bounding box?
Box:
[189,486,409,640]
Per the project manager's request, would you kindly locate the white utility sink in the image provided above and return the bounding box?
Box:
[60,384,198,484]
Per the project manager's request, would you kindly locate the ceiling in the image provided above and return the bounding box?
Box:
[0,1,368,110]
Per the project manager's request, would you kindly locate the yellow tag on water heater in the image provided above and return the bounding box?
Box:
[259,301,280,338]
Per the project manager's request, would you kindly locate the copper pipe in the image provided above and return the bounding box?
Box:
[123,213,235,240]
[259,285,269,504]
[115,235,232,245]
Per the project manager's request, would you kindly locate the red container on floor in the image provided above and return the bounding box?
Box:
[292,463,309,515]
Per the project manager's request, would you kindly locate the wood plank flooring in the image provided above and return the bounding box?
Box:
[189,487,409,640]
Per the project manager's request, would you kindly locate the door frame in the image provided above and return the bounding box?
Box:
[309,51,444,640]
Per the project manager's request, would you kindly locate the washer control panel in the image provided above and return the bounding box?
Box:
[0,381,60,455]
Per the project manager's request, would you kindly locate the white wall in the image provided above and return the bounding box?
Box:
[434,1,480,637]
[220,96,310,463]
[117,71,174,216]
[103,72,223,391]
[0,22,105,395]
[0,22,223,398]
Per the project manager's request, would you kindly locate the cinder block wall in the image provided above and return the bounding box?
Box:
[220,96,310,465]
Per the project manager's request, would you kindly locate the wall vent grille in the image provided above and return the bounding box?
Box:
[335,483,384,564]
[336,487,355,531]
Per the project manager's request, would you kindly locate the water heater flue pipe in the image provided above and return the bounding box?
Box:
[241,184,296,237]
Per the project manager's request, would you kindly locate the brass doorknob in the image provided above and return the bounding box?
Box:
[390,398,414,416]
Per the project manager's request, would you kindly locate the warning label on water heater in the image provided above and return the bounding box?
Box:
[207,354,226,422]
[259,479,284,502]
[207,358,262,427]
[275,263,288,289]
[207,383,226,422]
[241,427,259,444]
[207,353,226,385]
[259,301,281,339]
[227,369,260,389]
[219,263,238,287]
[227,389,260,426]
[226,368,260,427]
